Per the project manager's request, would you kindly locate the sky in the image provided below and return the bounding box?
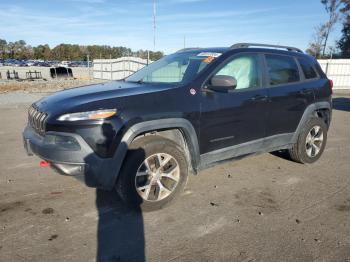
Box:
[0,0,343,54]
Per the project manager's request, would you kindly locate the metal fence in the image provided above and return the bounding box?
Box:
[318,59,350,89]
[93,57,350,89]
[93,57,150,80]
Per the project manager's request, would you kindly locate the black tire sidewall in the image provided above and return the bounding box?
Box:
[116,136,189,211]
[297,118,328,164]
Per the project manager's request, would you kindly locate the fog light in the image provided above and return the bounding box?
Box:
[45,135,80,150]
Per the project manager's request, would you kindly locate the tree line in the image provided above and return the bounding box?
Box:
[307,0,350,58]
[0,39,164,61]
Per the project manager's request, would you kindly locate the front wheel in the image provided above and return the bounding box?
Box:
[116,136,189,211]
[288,117,328,164]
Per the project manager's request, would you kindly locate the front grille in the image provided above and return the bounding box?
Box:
[28,105,48,135]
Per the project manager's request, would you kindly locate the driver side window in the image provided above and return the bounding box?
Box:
[215,54,260,90]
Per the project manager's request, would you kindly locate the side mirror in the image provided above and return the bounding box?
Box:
[208,75,237,92]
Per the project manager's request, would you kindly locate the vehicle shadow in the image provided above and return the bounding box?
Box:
[95,189,145,262]
[83,122,146,262]
[332,97,350,112]
[270,150,292,162]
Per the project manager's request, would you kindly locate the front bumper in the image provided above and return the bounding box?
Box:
[23,125,120,190]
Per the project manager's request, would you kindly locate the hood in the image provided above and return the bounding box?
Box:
[35,81,174,116]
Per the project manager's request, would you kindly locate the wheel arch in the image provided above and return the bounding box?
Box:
[292,101,332,143]
[133,129,193,170]
[110,118,200,187]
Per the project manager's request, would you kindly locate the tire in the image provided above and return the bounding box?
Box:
[116,135,189,211]
[288,117,328,164]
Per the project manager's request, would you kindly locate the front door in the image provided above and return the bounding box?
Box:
[199,53,269,154]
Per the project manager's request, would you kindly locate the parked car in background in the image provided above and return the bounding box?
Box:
[80,61,92,67]
[25,60,36,66]
[33,61,51,67]
[67,61,81,67]
[1,59,90,68]
[67,61,91,67]
[18,60,29,67]
[59,61,70,67]
[49,60,61,67]
[3,59,29,67]
[4,59,18,66]
[3,59,12,66]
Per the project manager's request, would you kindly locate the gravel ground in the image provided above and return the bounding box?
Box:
[0,91,349,262]
[0,92,48,106]
[0,79,105,94]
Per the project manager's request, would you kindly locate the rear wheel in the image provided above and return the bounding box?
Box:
[288,117,328,164]
[116,136,189,211]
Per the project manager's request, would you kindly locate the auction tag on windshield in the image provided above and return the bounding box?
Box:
[203,56,215,63]
[197,52,222,58]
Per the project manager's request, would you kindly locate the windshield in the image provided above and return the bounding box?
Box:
[126,51,221,84]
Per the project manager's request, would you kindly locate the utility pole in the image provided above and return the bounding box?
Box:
[110,54,112,80]
[87,54,91,81]
[153,0,156,51]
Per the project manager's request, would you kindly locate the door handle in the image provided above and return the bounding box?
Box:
[298,89,312,95]
[250,95,268,101]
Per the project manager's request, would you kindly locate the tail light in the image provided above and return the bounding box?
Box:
[329,79,333,89]
[329,79,333,93]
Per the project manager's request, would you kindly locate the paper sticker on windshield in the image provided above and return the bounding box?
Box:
[197,52,222,58]
[203,56,215,63]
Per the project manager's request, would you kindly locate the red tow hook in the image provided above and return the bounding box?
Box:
[40,160,51,167]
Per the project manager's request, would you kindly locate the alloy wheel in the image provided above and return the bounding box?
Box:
[135,153,180,202]
[305,125,324,158]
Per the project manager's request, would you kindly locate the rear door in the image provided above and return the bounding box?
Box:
[264,54,315,137]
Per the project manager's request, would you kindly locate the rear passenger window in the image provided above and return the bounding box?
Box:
[298,58,318,79]
[266,54,300,86]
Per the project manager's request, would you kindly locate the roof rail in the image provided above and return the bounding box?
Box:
[176,47,202,53]
[230,43,303,53]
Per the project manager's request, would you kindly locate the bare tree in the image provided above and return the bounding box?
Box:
[0,39,7,59]
[307,24,328,58]
[321,0,342,56]
[340,0,350,13]
[327,45,339,58]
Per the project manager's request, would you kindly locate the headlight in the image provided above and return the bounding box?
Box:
[57,109,117,121]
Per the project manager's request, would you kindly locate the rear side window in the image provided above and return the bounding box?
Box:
[265,54,300,86]
[298,58,318,79]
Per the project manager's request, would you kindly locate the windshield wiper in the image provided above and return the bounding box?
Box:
[126,79,144,84]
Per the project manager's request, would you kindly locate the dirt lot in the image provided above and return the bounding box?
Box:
[0,79,104,93]
[0,92,350,262]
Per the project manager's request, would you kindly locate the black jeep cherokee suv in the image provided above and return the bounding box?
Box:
[23,43,332,211]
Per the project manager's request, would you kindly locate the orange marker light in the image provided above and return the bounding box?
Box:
[88,111,116,120]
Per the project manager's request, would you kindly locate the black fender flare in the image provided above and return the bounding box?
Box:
[292,101,332,143]
[109,118,200,186]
